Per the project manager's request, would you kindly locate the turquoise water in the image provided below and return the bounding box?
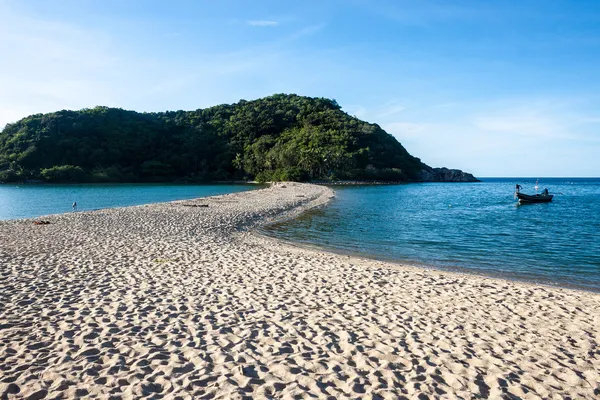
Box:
[263,178,600,292]
[0,184,259,220]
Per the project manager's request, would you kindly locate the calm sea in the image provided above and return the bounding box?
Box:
[0,183,259,221]
[263,178,600,292]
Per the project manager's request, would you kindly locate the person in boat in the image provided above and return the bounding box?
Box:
[515,184,522,193]
[542,188,549,196]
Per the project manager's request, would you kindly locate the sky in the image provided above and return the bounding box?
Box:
[1,0,599,177]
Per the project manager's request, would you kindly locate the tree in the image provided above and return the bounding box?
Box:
[0,94,430,183]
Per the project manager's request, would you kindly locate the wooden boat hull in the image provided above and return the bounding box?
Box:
[516,192,553,204]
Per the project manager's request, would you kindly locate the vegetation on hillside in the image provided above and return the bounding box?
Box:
[0,94,432,183]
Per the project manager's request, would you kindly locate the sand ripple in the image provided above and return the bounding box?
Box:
[1,183,599,399]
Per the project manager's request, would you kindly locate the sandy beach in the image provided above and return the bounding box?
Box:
[1,182,599,399]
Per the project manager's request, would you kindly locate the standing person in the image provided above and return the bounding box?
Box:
[515,184,522,193]
[72,201,77,211]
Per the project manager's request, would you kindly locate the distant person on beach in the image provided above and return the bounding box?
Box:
[72,202,77,211]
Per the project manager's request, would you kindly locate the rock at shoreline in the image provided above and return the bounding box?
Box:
[420,167,480,182]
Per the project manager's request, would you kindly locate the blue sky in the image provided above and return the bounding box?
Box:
[1,0,599,177]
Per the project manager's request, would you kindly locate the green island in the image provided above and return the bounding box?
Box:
[0,94,477,183]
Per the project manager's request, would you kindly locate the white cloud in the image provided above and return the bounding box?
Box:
[247,20,279,27]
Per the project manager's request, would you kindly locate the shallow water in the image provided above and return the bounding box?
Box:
[263,178,600,291]
[0,183,259,220]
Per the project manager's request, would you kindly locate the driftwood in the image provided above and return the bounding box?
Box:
[182,204,209,208]
[33,220,51,225]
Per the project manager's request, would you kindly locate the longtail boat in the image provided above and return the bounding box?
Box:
[516,192,553,204]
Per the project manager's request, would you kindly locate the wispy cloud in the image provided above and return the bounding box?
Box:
[340,101,406,121]
[0,3,118,127]
[471,100,600,141]
[354,0,494,28]
[247,20,279,27]
[378,97,600,175]
[377,103,406,118]
[384,121,440,139]
[344,105,367,118]
[473,110,560,138]
[285,23,326,40]
[0,0,332,129]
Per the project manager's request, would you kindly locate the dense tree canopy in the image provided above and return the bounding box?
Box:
[0,94,454,183]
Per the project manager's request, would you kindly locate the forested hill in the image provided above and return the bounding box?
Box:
[0,94,478,183]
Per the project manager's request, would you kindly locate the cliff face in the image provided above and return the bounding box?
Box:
[420,167,480,182]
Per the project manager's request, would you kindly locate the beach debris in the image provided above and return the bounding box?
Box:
[33,220,51,225]
[182,204,209,208]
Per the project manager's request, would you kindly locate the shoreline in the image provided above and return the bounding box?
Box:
[251,187,598,296]
[5,181,594,294]
[256,230,600,296]
[257,228,600,295]
[1,182,599,398]
[0,183,265,222]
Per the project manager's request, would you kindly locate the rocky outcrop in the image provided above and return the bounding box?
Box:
[420,167,480,182]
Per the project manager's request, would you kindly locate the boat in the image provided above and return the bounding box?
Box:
[516,192,553,204]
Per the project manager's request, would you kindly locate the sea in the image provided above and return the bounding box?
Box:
[262,178,600,292]
[1,179,599,291]
[0,183,259,221]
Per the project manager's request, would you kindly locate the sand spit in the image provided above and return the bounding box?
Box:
[0,182,599,399]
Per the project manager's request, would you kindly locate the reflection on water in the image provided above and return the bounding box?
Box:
[262,178,600,292]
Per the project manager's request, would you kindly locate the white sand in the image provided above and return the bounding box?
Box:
[0,182,599,399]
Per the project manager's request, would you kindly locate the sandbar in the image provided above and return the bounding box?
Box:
[1,183,599,399]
